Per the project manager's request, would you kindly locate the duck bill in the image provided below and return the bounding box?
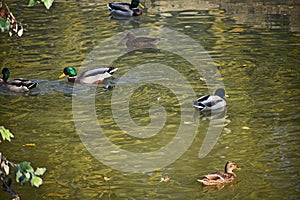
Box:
[138,3,144,9]
[236,166,241,170]
[59,73,66,79]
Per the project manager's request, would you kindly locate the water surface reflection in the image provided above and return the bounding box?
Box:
[0,0,299,199]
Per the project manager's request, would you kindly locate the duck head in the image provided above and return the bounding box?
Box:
[59,67,77,78]
[214,88,226,99]
[131,0,144,9]
[1,68,10,82]
[225,161,241,173]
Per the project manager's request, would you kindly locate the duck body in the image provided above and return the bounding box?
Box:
[124,32,159,49]
[193,88,226,111]
[59,67,118,84]
[197,161,241,186]
[0,68,38,92]
[107,0,144,18]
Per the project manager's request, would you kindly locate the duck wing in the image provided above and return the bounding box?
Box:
[110,9,135,18]
[193,94,210,110]
[203,172,226,180]
[8,79,38,90]
[78,67,118,84]
[193,95,225,111]
[133,37,159,43]
[107,3,131,11]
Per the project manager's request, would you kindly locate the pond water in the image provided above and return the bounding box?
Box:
[0,0,299,199]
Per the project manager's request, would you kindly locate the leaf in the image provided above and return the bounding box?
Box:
[35,167,46,176]
[159,176,170,182]
[2,162,10,175]
[24,143,36,147]
[42,0,54,9]
[15,170,22,183]
[28,0,39,7]
[19,161,34,173]
[30,176,43,187]
[25,172,32,180]
[0,126,14,142]
[17,26,24,37]
[18,174,26,184]
[0,17,11,32]
[14,166,19,174]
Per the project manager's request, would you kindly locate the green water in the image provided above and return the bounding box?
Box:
[0,0,299,199]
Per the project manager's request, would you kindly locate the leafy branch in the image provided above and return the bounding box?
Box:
[28,0,54,10]
[0,127,46,200]
[0,0,23,37]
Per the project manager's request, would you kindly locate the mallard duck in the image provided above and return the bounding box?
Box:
[193,88,226,111]
[197,161,241,186]
[0,68,38,92]
[59,66,118,84]
[123,31,159,49]
[107,0,144,18]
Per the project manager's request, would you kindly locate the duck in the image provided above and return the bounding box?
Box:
[197,161,241,186]
[193,88,226,111]
[107,0,144,18]
[123,31,159,50]
[0,68,38,92]
[59,66,118,84]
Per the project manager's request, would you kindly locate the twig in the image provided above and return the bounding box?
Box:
[0,152,20,200]
[0,174,20,200]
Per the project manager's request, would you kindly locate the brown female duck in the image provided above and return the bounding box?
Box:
[197,161,241,186]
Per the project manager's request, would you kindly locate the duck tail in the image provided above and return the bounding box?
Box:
[193,102,205,111]
[197,179,205,183]
[107,67,118,75]
[26,82,38,90]
[107,3,113,11]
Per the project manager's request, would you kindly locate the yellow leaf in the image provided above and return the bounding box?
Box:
[24,143,36,147]
[242,126,250,130]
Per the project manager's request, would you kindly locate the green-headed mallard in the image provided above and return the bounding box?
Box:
[193,88,226,111]
[107,0,144,18]
[59,66,118,84]
[197,161,241,186]
[0,68,38,92]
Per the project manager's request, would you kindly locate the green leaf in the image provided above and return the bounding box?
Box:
[18,174,26,184]
[0,17,11,32]
[28,0,39,7]
[15,170,21,183]
[19,161,34,173]
[0,126,14,142]
[25,172,32,180]
[31,176,43,187]
[35,167,46,176]
[14,166,19,174]
[41,0,54,9]
[28,0,54,9]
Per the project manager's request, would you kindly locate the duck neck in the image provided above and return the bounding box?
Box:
[228,171,236,178]
[68,77,76,83]
[225,167,236,177]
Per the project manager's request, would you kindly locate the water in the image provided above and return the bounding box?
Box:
[0,0,299,199]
